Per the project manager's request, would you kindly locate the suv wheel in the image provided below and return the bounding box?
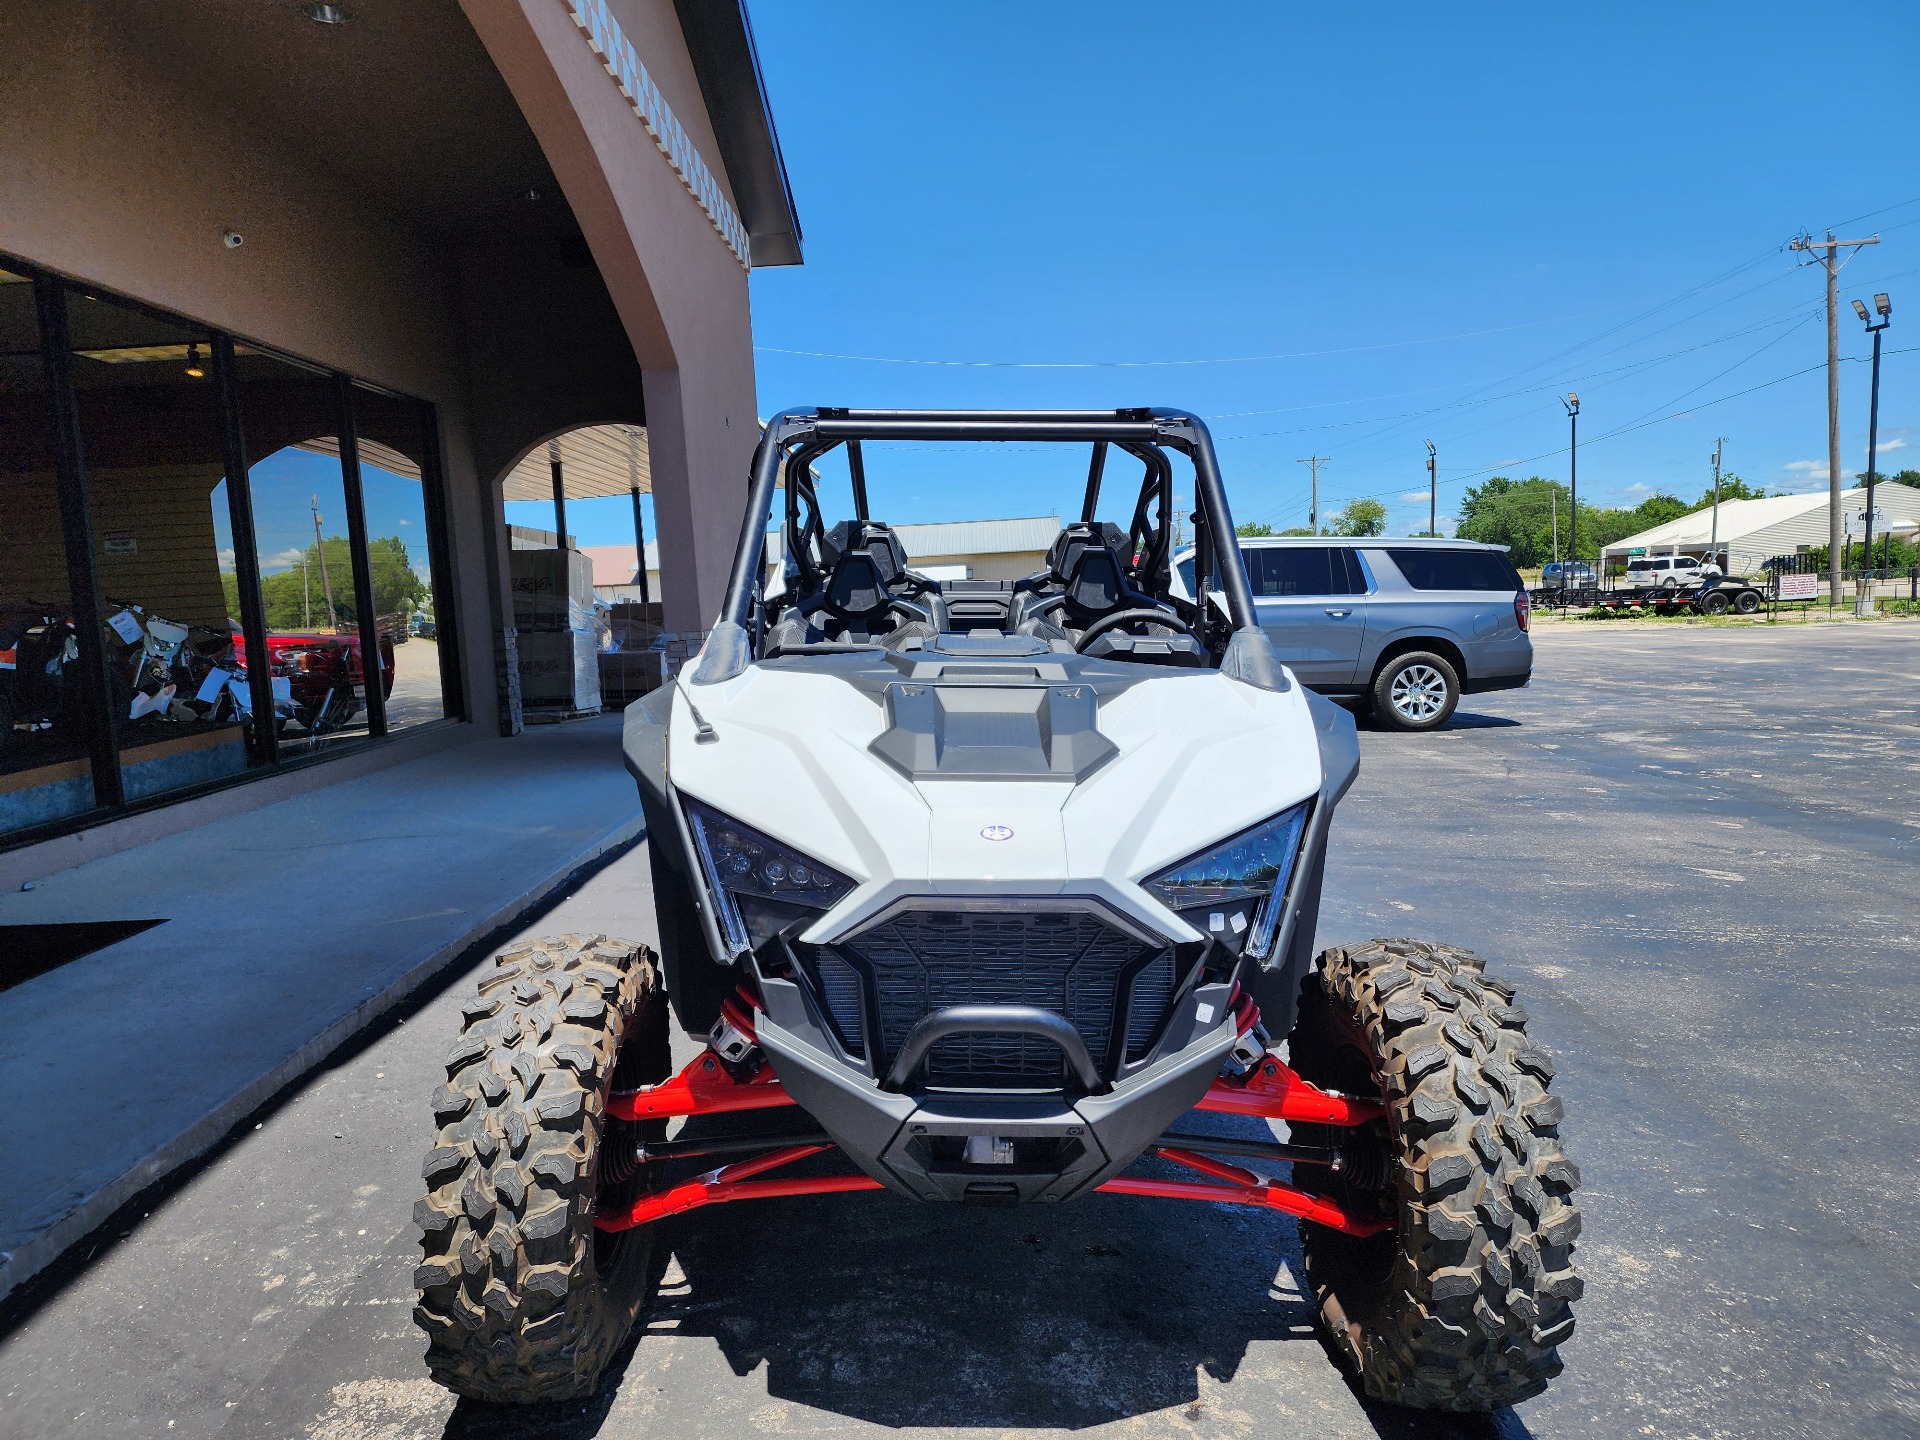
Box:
[1372,651,1459,731]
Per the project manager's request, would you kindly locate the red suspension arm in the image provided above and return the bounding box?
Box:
[597,1026,1388,1235]
[606,1050,797,1122]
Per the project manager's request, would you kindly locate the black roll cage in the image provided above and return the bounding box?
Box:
[696,408,1285,690]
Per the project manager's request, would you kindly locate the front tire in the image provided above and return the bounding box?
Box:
[413,934,670,1403]
[1288,940,1582,1411]
[1371,651,1460,732]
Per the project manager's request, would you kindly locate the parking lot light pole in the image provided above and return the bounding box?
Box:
[1853,293,1891,614]
[1562,394,1579,590]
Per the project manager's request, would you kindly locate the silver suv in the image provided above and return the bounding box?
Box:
[1176,537,1532,730]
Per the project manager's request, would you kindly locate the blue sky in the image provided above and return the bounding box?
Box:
[514,0,1919,546]
[215,450,435,582]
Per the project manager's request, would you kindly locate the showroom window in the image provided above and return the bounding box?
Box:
[0,268,100,834]
[0,257,460,845]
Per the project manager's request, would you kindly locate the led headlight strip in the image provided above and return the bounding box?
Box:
[683,798,854,955]
[1143,803,1310,960]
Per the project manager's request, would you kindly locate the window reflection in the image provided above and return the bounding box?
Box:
[351,385,454,728]
[229,352,378,754]
[0,268,99,834]
[63,287,262,802]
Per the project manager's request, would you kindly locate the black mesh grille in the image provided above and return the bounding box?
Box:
[834,907,1174,1088]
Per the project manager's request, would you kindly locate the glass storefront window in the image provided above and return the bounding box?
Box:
[351,385,455,728]
[0,269,99,835]
[1,253,460,847]
[228,351,373,755]
[63,286,264,803]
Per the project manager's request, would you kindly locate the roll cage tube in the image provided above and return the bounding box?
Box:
[696,408,1278,687]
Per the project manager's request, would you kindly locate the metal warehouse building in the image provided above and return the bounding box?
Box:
[1600,482,1920,576]
[0,0,799,859]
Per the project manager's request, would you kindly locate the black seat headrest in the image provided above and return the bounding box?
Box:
[824,552,890,622]
[1064,545,1124,614]
[823,520,911,588]
[1045,521,1129,584]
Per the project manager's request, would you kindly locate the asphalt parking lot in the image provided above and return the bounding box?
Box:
[1,621,1914,1440]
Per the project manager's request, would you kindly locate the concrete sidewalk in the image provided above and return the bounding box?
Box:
[0,714,643,1303]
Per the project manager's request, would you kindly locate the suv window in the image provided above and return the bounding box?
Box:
[1384,548,1522,591]
[1248,546,1367,597]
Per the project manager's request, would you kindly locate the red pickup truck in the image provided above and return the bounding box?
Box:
[232,629,395,733]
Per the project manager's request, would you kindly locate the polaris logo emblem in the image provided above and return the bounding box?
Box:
[980,825,1015,842]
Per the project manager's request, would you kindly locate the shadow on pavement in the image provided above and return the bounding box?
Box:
[437,1117,1535,1440]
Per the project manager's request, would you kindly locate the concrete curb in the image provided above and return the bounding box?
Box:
[0,812,646,1306]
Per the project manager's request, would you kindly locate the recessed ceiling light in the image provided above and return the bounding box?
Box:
[304,2,349,24]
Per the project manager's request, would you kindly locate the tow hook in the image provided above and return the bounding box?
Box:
[708,999,760,1068]
[1221,1021,1271,1080]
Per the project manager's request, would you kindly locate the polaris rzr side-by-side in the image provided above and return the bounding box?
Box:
[413,409,1581,1412]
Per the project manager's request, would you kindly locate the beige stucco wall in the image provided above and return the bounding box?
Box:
[461,0,760,635]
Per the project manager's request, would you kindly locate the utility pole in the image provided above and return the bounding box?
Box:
[1425,440,1437,536]
[1710,437,1725,571]
[311,495,337,631]
[301,553,311,630]
[1562,394,1579,578]
[1791,231,1879,606]
[1854,292,1892,612]
[1297,456,1328,535]
[1551,489,1559,573]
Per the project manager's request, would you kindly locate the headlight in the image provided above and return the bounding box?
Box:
[683,798,855,955]
[1143,804,1309,960]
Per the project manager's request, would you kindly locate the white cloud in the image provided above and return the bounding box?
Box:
[1872,437,1906,453]
[1398,491,1429,504]
[1783,460,1855,479]
[217,547,235,571]
[261,547,307,572]
[1624,482,1652,494]
[1493,458,1524,468]
[399,517,413,525]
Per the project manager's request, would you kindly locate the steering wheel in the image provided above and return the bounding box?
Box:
[1073,606,1199,653]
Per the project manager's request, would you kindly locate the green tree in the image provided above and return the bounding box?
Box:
[1236,521,1274,538]
[1279,526,1316,537]
[1329,498,1387,537]
[229,534,426,632]
[1693,472,1769,506]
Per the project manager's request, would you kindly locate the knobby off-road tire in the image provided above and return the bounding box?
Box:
[1288,939,1582,1411]
[414,934,670,1403]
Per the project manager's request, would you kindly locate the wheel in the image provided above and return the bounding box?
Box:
[648,840,734,1035]
[1733,590,1761,614]
[413,934,671,1402]
[1371,651,1460,732]
[1287,940,1582,1411]
[1700,591,1731,615]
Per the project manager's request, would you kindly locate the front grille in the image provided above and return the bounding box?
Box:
[820,906,1176,1088]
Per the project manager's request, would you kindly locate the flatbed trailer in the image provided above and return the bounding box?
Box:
[1531,578,1770,616]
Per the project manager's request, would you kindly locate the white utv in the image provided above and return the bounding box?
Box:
[413,409,1582,1413]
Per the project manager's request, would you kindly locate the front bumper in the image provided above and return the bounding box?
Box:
[753,971,1241,1201]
